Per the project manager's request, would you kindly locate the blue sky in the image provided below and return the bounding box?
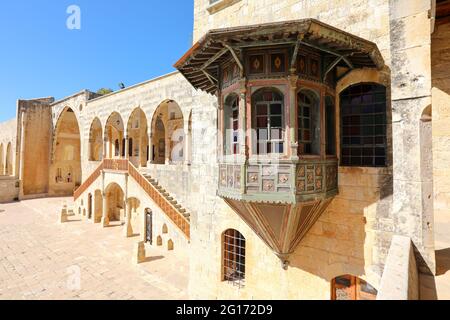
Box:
[0,0,194,122]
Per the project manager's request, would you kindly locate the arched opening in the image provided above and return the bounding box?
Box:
[104,112,125,159]
[89,118,103,161]
[94,190,103,223]
[127,197,141,236]
[222,229,246,288]
[5,142,13,176]
[167,239,174,251]
[162,223,168,234]
[127,108,149,168]
[151,100,184,164]
[105,183,124,223]
[157,235,163,246]
[331,275,377,300]
[298,90,321,155]
[223,94,240,155]
[51,108,81,195]
[145,209,153,244]
[0,143,4,175]
[252,88,285,155]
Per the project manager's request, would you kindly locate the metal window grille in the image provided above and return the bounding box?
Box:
[340,83,387,167]
[223,229,246,288]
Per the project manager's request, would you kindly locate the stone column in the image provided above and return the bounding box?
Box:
[124,136,129,160]
[183,124,191,166]
[101,192,109,227]
[124,201,133,237]
[148,132,153,166]
[103,137,108,159]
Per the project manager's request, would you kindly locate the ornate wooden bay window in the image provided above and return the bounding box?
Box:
[175,19,385,266]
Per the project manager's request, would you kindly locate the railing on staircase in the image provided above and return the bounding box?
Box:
[74,162,104,201]
[128,162,190,239]
[73,158,190,239]
[104,159,129,171]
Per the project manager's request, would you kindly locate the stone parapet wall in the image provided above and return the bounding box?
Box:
[377,235,419,300]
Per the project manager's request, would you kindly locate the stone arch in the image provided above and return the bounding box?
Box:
[151,100,184,164]
[89,117,103,161]
[50,107,82,195]
[5,142,13,176]
[105,182,125,222]
[104,112,125,159]
[167,239,174,251]
[157,235,163,246]
[127,108,149,168]
[0,143,4,175]
[162,223,168,234]
[94,189,103,223]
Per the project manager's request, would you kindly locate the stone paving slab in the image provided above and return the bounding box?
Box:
[0,197,188,300]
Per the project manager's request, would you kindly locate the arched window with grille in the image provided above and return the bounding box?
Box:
[223,229,246,287]
[298,90,321,155]
[340,83,387,167]
[224,94,239,155]
[252,88,285,155]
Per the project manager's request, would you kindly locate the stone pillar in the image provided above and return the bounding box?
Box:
[132,241,146,264]
[124,202,133,237]
[389,0,435,273]
[183,125,191,166]
[288,75,299,160]
[103,137,108,159]
[148,132,153,166]
[124,136,129,160]
[101,192,109,227]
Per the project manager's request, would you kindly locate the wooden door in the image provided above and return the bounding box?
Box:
[331,275,377,300]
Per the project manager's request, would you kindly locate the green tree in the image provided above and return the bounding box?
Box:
[96,88,114,95]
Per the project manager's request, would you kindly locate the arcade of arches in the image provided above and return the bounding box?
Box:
[87,101,189,167]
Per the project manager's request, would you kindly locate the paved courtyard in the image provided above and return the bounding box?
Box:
[0,197,188,300]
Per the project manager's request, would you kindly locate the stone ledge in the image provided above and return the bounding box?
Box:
[377,235,419,300]
[207,0,241,14]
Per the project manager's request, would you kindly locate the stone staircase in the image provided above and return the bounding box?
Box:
[141,172,190,222]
